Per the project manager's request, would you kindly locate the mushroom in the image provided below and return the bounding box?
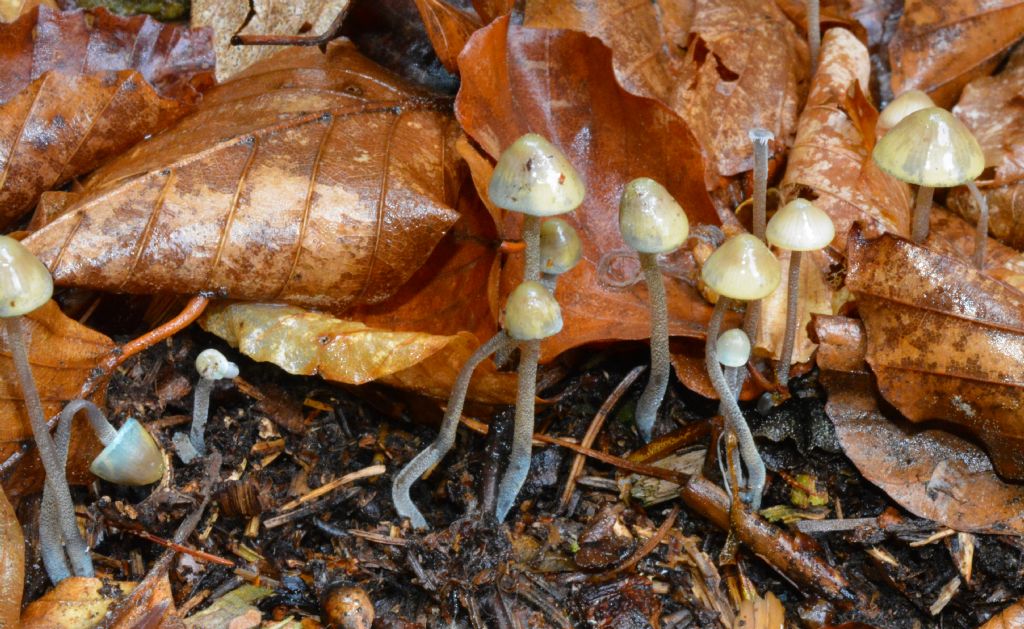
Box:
[716,328,751,369]
[495,280,563,522]
[40,399,164,583]
[701,234,781,509]
[877,90,935,132]
[765,199,835,387]
[618,178,689,442]
[872,107,985,249]
[392,220,581,529]
[488,133,584,281]
[173,348,238,463]
[0,235,93,579]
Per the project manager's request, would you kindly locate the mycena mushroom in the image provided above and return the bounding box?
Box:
[173,348,238,463]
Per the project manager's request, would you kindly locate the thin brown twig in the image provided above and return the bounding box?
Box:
[593,506,680,583]
[230,5,350,50]
[129,529,234,567]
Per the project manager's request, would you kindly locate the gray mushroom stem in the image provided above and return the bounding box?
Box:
[911,185,935,243]
[776,250,803,388]
[6,318,93,579]
[190,377,214,455]
[967,181,988,269]
[807,0,821,71]
[635,252,670,442]
[522,215,542,281]
[392,331,512,529]
[495,339,540,523]
[705,299,767,510]
[749,129,774,241]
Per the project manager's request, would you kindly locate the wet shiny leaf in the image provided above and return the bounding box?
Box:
[0,487,22,627]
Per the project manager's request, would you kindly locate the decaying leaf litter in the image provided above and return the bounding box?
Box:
[3,0,1024,626]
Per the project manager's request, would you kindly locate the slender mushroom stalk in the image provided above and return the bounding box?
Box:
[495,281,563,523]
[873,107,985,244]
[748,128,774,241]
[41,399,164,583]
[807,0,820,71]
[701,234,781,509]
[0,235,93,579]
[765,199,835,387]
[617,178,690,442]
[173,349,238,463]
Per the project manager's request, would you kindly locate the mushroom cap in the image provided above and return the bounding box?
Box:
[872,107,984,187]
[716,329,751,368]
[503,280,563,340]
[89,418,165,485]
[487,133,584,216]
[196,348,239,380]
[765,199,835,251]
[0,235,53,318]
[539,218,582,276]
[618,178,689,254]
[701,234,781,301]
[878,90,934,131]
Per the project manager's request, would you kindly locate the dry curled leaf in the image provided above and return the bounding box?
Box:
[0,0,51,22]
[926,208,1024,292]
[20,576,174,628]
[0,487,23,628]
[414,0,481,74]
[201,301,517,404]
[1,300,113,497]
[0,6,214,226]
[781,27,912,251]
[24,41,460,313]
[980,598,1024,629]
[734,590,785,629]
[846,225,1024,480]
[889,0,1024,107]
[456,16,721,363]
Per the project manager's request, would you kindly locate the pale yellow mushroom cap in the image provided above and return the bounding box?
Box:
[872,107,984,187]
[701,234,781,301]
[196,348,239,380]
[878,90,935,131]
[716,328,751,368]
[90,418,166,485]
[0,235,53,317]
[503,280,563,340]
[539,218,582,275]
[618,178,689,254]
[765,199,835,251]
[488,133,585,216]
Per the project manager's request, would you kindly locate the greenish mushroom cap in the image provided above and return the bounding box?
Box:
[504,281,563,340]
[701,234,781,301]
[618,178,689,254]
[0,235,53,318]
[873,107,984,187]
[488,133,585,216]
[539,218,582,275]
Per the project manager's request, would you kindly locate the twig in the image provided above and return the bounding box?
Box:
[276,464,385,512]
[593,506,680,583]
[349,528,409,546]
[128,529,233,567]
[532,433,689,485]
[230,5,349,50]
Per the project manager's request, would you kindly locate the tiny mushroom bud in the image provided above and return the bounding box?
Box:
[539,218,582,277]
[716,328,751,368]
[877,90,935,132]
[618,177,689,442]
[766,199,835,387]
[503,280,563,341]
[873,107,985,244]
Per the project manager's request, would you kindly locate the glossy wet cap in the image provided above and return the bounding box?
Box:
[618,178,689,254]
[716,329,751,368]
[765,199,835,251]
[878,90,935,130]
[539,218,582,275]
[0,235,53,317]
[488,133,584,216]
[873,107,984,187]
[504,280,563,340]
[701,234,781,301]
[90,418,165,485]
[196,348,239,380]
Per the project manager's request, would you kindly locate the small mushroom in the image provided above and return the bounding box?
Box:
[701,234,781,509]
[539,217,582,290]
[618,178,689,442]
[0,235,93,580]
[495,281,563,522]
[765,199,835,387]
[488,133,584,281]
[173,348,238,463]
[877,90,935,132]
[873,107,985,247]
[716,328,751,368]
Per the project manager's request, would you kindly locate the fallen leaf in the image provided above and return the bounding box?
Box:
[780,27,912,252]
[456,16,721,362]
[1,300,114,497]
[926,207,1024,293]
[888,0,1024,108]
[0,0,51,22]
[20,576,174,628]
[414,0,481,74]
[734,590,785,629]
[948,46,1024,248]
[0,487,22,628]
[191,0,348,81]
[23,41,460,313]
[0,6,214,226]
[182,584,272,629]
[201,301,517,404]
[846,224,1024,480]
[980,598,1024,629]
[470,0,510,24]
[755,247,833,364]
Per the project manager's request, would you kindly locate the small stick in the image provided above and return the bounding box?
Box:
[230,6,349,50]
[532,433,689,485]
[277,464,385,512]
[129,530,234,567]
[592,506,679,582]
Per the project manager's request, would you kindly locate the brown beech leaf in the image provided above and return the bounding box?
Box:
[980,598,1024,629]
[846,225,1024,480]
[755,248,832,364]
[456,16,720,362]
[413,0,482,74]
[1,301,113,497]
[948,46,1024,248]
[780,27,912,252]
[23,41,460,313]
[523,0,807,191]
[20,576,174,628]
[926,208,1024,292]
[889,0,1024,108]
[0,487,22,628]
[201,302,517,404]
[0,6,214,226]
